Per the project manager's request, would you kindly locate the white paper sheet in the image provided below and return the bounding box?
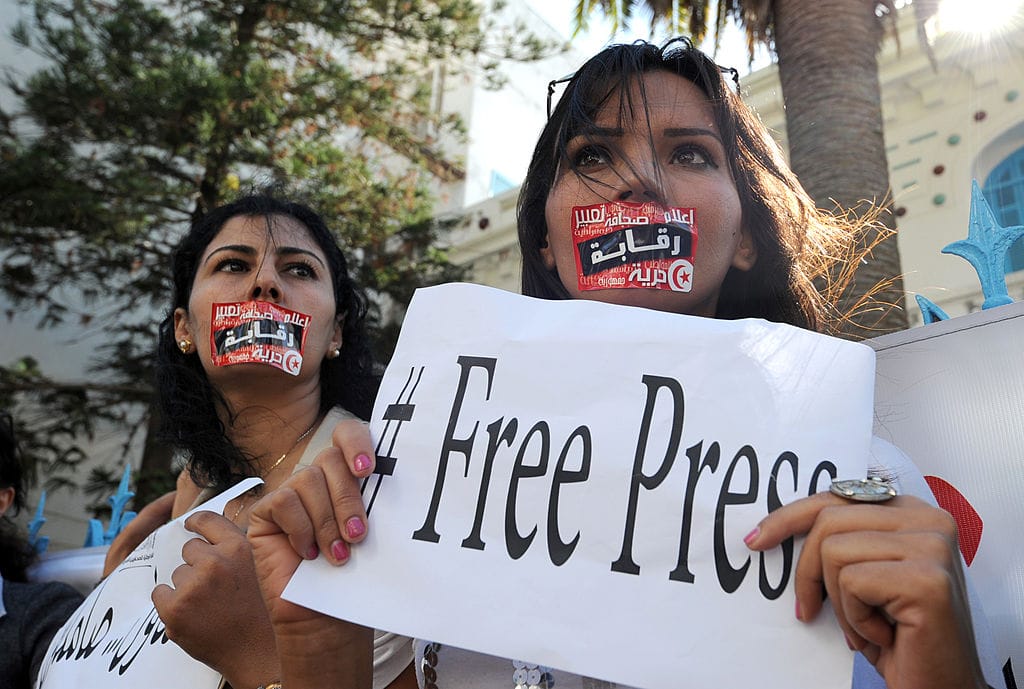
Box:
[36,478,261,689]
[286,283,876,689]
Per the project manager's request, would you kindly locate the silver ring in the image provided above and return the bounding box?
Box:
[829,477,897,503]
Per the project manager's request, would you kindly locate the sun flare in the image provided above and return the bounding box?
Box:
[936,0,1024,36]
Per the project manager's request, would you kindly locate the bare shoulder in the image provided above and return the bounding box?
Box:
[172,468,204,518]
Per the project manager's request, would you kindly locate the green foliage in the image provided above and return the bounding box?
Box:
[0,356,149,506]
[570,0,758,55]
[0,0,552,504]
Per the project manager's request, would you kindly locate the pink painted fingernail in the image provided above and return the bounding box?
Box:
[795,600,802,621]
[353,454,372,472]
[331,539,350,562]
[346,517,366,539]
[306,544,319,560]
[743,527,760,546]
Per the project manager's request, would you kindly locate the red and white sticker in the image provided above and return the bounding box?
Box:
[210,301,311,376]
[572,201,697,292]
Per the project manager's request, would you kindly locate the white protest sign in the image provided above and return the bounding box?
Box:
[285,283,875,689]
[36,478,261,689]
[870,302,1024,687]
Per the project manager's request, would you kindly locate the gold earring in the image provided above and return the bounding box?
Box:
[178,339,193,354]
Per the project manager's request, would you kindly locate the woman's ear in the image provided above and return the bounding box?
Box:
[331,313,345,352]
[539,233,556,270]
[0,486,15,518]
[731,227,758,272]
[173,307,193,343]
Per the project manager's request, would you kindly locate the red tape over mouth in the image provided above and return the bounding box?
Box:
[210,301,311,376]
[572,201,697,292]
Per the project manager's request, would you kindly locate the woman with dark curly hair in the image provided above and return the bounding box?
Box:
[102,193,413,689]
[246,40,1001,689]
[0,412,84,689]
[156,193,377,498]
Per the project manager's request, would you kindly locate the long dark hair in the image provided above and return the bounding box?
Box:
[519,38,869,333]
[1,411,38,581]
[156,194,378,493]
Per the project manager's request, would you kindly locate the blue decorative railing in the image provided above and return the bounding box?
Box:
[28,464,137,553]
[27,491,50,554]
[916,180,1024,323]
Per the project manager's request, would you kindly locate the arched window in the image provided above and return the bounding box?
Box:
[983,145,1024,273]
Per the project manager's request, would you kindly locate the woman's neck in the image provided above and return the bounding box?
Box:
[216,378,325,474]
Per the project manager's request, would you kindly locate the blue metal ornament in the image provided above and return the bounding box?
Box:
[941,180,1024,310]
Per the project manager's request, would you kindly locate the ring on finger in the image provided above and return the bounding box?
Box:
[829,477,897,503]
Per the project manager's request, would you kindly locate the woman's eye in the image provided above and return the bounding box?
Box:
[215,258,248,273]
[572,145,611,168]
[671,145,715,168]
[287,262,317,279]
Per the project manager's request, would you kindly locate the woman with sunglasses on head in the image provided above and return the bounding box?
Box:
[99,193,414,689]
[247,40,1001,689]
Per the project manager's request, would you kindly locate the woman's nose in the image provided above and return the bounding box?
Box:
[618,189,660,202]
[250,283,280,301]
[616,165,661,203]
[250,265,281,302]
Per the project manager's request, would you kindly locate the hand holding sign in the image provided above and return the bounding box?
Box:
[247,418,377,689]
[247,416,378,627]
[750,491,987,689]
[248,442,374,617]
[152,511,279,689]
[37,479,260,689]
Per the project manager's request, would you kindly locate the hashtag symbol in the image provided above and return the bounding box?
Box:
[362,365,424,515]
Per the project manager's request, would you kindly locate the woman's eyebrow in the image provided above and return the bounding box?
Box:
[204,244,326,268]
[205,244,256,265]
[278,246,326,268]
[576,126,625,137]
[574,126,723,143]
[664,127,723,143]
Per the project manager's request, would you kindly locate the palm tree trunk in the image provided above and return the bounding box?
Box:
[773,0,908,337]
